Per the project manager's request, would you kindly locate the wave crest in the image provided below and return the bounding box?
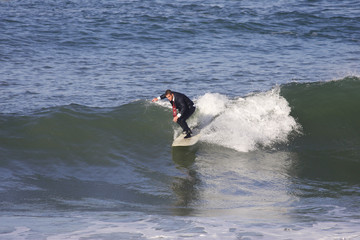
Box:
[195,88,300,152]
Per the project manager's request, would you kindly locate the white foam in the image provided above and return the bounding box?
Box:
[42,213,360,240]
[195,92,228,117]
[1,207,359,240]
[195,88,300,152]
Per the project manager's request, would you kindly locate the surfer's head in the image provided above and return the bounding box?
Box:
[165,89,174,101]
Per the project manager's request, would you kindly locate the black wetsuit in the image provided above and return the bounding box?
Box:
[160,92,195,133]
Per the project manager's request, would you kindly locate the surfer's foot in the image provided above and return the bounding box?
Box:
[182,129,192,134]
[184,129,192,138]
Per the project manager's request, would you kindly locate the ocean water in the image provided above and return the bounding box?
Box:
[1,0,360,239]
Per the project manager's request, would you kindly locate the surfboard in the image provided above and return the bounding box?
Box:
[172,131,201,147]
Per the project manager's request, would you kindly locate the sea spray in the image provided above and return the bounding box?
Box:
[196,88,300,152]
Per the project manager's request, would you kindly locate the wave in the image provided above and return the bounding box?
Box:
[279,76,360,182]
[1,76,360,188]
[1,76,359,165]
[0,102,172,168]
[281,76,360,153]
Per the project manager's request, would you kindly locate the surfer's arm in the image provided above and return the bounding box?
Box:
[152,94,166,102]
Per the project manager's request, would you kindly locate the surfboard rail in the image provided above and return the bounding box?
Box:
[172,132,201,147]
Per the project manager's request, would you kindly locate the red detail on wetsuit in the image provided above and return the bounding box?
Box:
[172,101,177,117]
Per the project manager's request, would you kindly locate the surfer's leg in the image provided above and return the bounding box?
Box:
[177,118,190,133]
[178,107,195,128]
[177,107,195,138]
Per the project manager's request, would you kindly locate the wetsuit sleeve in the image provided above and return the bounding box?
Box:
[159,94,166,100]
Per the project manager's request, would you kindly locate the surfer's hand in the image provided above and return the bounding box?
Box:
[152,98,159,102]
[173,116,179,122]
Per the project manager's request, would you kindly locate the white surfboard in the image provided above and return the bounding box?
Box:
[172,131,201,147]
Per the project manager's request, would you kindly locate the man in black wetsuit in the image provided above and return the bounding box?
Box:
[152,89,195,138]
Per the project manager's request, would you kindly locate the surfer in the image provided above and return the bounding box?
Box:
[152,90,195,138]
